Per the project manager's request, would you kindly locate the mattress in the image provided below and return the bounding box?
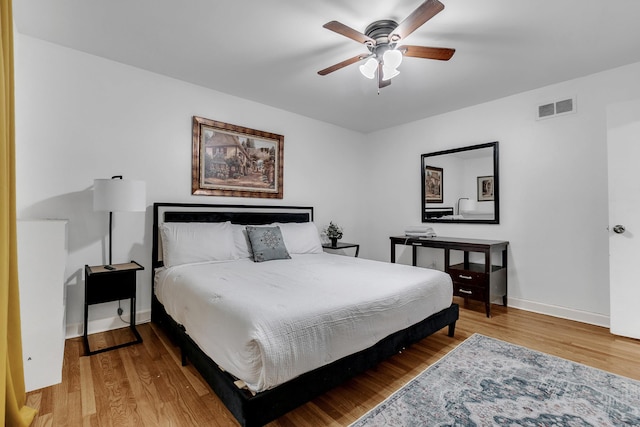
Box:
[155,252,452,392]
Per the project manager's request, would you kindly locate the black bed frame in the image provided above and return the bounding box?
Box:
[151,202,459,427]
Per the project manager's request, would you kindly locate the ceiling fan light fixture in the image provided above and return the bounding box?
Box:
[359,57,378,79]
[382,49,403,69]
[382,66,400,81]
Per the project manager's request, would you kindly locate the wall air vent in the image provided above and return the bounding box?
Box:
[536,96,576,120]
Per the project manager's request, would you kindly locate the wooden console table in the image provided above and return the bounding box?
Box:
[390,236,509,317]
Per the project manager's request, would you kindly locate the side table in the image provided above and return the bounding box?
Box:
[322,242,360,257]
[84,261,144,355]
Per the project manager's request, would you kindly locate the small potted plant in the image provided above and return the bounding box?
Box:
[324,221,343,247]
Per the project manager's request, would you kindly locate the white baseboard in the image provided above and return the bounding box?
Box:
[507,297,610,328]
[65,309,151,339]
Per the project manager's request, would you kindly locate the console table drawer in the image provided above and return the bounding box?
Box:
[453,283,485,301]
[448,265,487,286]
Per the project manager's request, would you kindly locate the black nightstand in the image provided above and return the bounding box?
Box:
[83,261,144,355]
[322,242,360,257]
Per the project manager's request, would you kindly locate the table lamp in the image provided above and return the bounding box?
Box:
[458,198,477,216]
[93,175,146,267]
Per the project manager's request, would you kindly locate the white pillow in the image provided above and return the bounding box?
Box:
[231,224,252,259]
[275,222,324,254]
[160,221,237,267]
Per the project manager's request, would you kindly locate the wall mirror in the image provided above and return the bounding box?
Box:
[421,141,499,224]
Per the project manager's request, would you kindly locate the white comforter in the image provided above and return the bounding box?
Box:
[155,253,452,392]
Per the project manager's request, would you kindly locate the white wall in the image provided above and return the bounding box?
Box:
[362,61,640,326]
[14,35,367,336]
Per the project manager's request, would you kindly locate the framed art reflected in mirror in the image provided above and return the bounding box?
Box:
[477,176,494,201]
[424,166,443,203]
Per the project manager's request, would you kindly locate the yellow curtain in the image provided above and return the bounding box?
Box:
[1,0,36,425]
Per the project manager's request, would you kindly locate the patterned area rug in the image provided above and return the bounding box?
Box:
[351,334,640,426]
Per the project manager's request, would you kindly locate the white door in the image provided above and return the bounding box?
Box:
[607,98,640,339]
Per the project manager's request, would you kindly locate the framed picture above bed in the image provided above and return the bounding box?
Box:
[192,116,284,198]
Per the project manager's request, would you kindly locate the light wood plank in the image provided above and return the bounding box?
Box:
[30,412,53,427]
[150,323,211,397]
[25,391,42,413]
[27,302,640,426]
[79,356,96,416]
[120,349,161,426]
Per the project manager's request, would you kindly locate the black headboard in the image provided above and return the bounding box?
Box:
[163,211,310,225]
[152,203,314,269]
[423,207,454,219]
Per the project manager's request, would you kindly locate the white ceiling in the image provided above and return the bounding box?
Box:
[13,0,640,133]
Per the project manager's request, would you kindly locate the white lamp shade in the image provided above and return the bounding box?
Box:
[359,58,378,79]
[93,178,146,212]
[459,198,477,213]
[383,49,403,69]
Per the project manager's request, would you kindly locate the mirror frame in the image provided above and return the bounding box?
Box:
[421,141,500,224]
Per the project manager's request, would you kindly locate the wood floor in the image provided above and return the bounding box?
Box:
[26,299,640,427]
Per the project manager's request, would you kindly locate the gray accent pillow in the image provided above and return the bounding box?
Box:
[246,226,291,262]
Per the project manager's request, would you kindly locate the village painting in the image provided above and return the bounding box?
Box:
[192,117,284,198]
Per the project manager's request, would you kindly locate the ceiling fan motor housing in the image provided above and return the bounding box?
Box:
[364,20,399,57]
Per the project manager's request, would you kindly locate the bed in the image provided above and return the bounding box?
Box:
[151,202,459,426]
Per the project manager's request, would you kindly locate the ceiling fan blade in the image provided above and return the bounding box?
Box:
[390,0,445,42]
[400,45,455,61]
[378,62,391,89]
[323,21,376,45]
[318,54,367,76]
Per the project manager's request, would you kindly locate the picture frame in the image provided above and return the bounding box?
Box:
[423,165,443,203]
[192,116,284,199]
[477,175,494,201]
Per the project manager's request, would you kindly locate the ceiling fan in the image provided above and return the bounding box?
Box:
[317,0,455,89]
